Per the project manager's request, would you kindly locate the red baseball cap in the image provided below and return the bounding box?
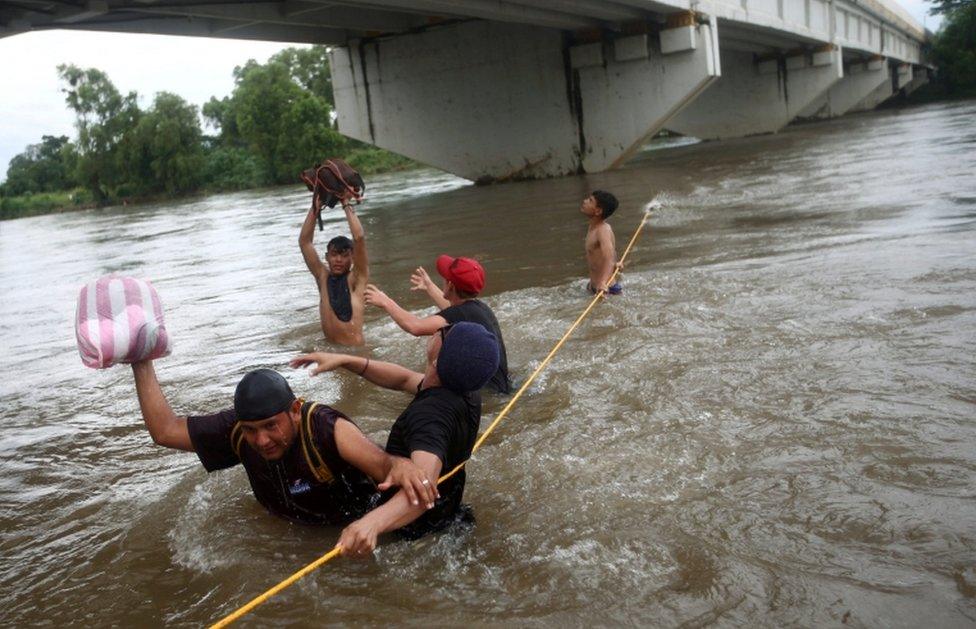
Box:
[436,255,485,295]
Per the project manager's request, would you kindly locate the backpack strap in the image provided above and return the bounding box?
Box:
[300,401,335,484]
[230,422,246,460]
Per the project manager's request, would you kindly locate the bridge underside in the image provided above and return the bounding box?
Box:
[0,0,682,42]
[2,1,929,182]
[331,18,721,182]
[331,16,927,181]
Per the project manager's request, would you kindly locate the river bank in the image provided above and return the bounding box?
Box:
[4,90,971,223]
[0,148,418,221]
[0,188,95,221]
[7,88,971,224]
[888,82,976,106]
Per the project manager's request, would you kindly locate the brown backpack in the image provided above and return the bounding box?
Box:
[300,158,365,230]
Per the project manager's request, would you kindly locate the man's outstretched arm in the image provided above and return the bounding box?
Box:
[364,284,449,336]
[333,419,438,508]
[299,201,325,282]
[337,450,443,556]
[290,352,424,394]
[131,360,193,451]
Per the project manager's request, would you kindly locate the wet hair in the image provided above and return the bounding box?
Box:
[591,190,619,218]
[327,235,353,254]
[455,288,478,299]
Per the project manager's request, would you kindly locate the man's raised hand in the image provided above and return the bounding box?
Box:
[290,352,348,375]
[410,266,435,292]
[364,284,391,309]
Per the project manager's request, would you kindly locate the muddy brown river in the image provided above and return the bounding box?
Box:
[1,100,974,626]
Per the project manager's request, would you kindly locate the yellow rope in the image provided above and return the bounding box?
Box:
[209,209,652,628]
[210,547,342,629]
[439,208,651,482]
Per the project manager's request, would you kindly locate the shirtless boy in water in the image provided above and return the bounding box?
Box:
[300,196,369,345]
[581,190,622,295]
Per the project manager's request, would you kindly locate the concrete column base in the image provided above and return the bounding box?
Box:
[850,61,896,112]
[667,46,843,139]
[798,57,890,119]
[331,22,579,182]
[903,66,929,95]
[896,63,914,90]
[575,19,720,171]
[329,19,719,182]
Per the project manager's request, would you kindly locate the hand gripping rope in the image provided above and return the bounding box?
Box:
[210,209,653,629]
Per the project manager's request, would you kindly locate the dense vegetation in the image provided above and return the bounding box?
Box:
[1,46,414,219]
[928,0,976,96]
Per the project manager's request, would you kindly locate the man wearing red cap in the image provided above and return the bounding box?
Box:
[364,255,511,394]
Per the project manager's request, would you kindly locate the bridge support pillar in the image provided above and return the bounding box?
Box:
[574,16,720,172]
[329,19,718,182]
[666,45,842,139]
[850,59,898,111]
[798,57,890,119]
[903,66,929,95]
[896,63,914,90]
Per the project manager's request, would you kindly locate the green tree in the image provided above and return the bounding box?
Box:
[3,135,78,195]
[230,60,296,177]
[202,94,240,144]
[931,2,976,94]
[270,45,335,107]
[929,0,972,15]
[202,146,269,191]
[275,91,346,181]
[57,64,140,204]
[220,59,345,184]
[122,92,206,196]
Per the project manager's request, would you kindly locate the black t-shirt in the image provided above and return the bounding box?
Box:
[187,404,376,525]
[438,299,511,394]
[385,386,480,537]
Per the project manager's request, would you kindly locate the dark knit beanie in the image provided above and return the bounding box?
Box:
[436,322,500,393]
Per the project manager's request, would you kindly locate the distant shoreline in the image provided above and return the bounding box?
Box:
[0,160,421,222]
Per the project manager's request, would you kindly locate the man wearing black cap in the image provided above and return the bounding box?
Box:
[291,320,500,555]
[128,361,437,525]
[364,254,511,394]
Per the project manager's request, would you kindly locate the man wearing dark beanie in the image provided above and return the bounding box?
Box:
[291,321,500,555]
[128,361,438,526]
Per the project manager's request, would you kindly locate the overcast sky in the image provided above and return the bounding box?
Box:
[0,0,941,182]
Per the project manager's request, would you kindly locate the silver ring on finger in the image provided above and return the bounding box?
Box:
[422,479,430,486]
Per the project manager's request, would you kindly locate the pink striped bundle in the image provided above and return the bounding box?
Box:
[75,275,171,369]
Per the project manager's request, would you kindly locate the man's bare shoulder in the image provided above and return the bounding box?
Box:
[587,221,614,242]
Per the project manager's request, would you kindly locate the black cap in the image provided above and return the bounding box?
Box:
[234,369,296,422]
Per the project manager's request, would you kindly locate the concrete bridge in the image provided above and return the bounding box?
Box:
[2,0,930,182]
